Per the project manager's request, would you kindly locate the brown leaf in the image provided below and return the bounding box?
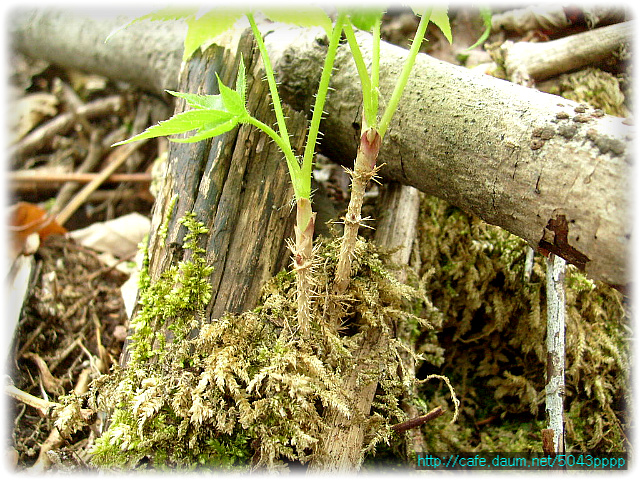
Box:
[8,202,67,257]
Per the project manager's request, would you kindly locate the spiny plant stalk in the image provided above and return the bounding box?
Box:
[333,128,381,293]
[247,12,345,335]
[293,197,316,336]
[333,9,435,296]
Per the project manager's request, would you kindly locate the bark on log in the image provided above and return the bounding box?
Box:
[121,30,303,362]
[10,8,185,96]
[10,9,632,287]
[266,26,631,288]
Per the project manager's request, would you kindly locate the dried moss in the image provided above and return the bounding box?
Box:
[414,195,630,453]
[542,67,630,117]
[88,214,442,470]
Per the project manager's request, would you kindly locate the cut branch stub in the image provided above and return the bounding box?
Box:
[538,215,590,271]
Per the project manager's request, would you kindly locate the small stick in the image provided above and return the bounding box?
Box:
[55,140,147,226]
[10,95,123,160]
[11,170,152,186]
[501,21,632,84]
[5,384,55,416]
[391,406,444,433]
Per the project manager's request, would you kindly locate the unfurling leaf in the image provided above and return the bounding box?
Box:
[166,91,225,110]
[114,73,247,146]
[345,8,385,32]
[216,73,247,117]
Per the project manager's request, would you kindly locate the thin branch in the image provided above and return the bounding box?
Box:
[54,140,147,226]
[391,406,444,433]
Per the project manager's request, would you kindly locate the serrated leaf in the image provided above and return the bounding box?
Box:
[262,7,333,37]
[166,91,225,110]
[113,109,235,146]
[183,9,245,60]
[216,73,247,117]
[172,118,239,143]
[430,7,453,44]
[344,8,385,32]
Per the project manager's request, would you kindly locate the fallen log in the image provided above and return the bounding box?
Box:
[10,9,632,286]
[499,21,633,84]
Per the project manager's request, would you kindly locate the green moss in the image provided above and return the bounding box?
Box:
[414,195,629,453]
[89,217,441,470]
[89,192,628,470]
[158,194,178,247]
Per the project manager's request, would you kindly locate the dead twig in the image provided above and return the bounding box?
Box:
[11,170,152,187]
[391,406,445,433]
[55,140,148,226]
[22,352,65,396]
[5,384,55,416]
[10,95,123,161]
[501,21,632,84]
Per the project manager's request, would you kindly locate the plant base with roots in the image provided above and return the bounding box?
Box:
[88,230,444,471]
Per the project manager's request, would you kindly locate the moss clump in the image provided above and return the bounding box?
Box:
[414,195,630,453]
[89,214,442,470]
[541,67,630,117]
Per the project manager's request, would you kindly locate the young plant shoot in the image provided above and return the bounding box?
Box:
[113,9,344,336]
[334,8,451,295]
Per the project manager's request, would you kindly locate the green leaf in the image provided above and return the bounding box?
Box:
[113,109,235,146]
[171,118,239,143]
[345,8,385,32]
[216,73,247,117]
[138,6,199,22]
[430,7,453,44]
[465,7,492,51]
[106,7,198,43]
[166,91,225,110]
[183,9,244,60]
[262,7,333,37]
[235,56,246,106]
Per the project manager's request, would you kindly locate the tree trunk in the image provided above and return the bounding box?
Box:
[121,29,306,363]
[11,9,631,287]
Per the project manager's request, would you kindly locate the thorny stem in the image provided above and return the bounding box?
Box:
[247,14,345,336]
[246,14,292,158]
[293,197,316,336]
[301,13,346,199]
[334,128,381,295]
